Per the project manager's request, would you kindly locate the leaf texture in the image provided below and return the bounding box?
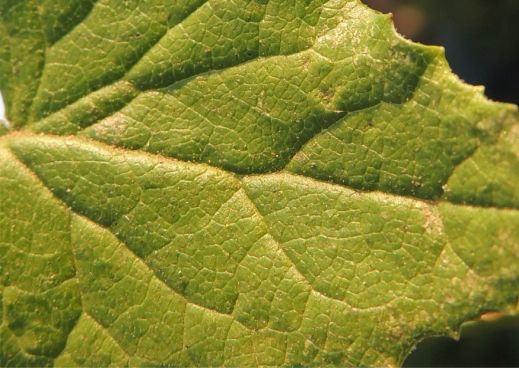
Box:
[0,0,518,366]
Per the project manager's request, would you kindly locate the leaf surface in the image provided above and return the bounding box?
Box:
[0,0,518,366]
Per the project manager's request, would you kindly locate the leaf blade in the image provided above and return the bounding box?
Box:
[0,0,518,366]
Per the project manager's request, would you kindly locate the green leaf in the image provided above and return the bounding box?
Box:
[0,0,518,366]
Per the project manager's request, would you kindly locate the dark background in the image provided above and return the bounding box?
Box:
[361,0,519,366]
[404,315,519,367]
[363,0,519,105]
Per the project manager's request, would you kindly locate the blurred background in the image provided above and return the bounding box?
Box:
[363,0,519,105]
[403,315,519,367]
[361,0,519,366]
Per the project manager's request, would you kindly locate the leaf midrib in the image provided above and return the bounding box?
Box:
[1,131,513,326]
[3,131,517,211]
[5,133,404,312]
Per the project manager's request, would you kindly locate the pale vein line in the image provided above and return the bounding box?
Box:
[5,131,518,212]
[25,0,211,126]
[83,313,132,359]
[6,152,258,334]
[238,185,392,313]
[29,45,315,133]
[79,213,258,333]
